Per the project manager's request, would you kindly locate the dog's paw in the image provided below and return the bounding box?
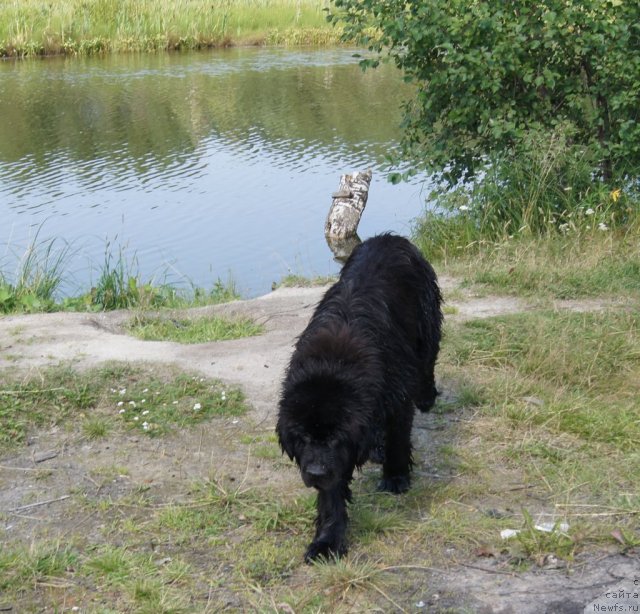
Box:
[304,540,346,564]
[377,475,411,494]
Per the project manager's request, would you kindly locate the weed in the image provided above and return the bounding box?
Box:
[90,242,170,311]
[312,556,396,607]
[350,505,407,542]
[507,510,577,567]
[253,443,281,460]
[235,535,298,584]
[82,416,111,439]
[110,372,247,436]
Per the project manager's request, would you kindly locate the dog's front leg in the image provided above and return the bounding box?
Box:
[304,480,351,563]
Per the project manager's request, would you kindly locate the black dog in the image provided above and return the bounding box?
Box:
[276,234,442,562]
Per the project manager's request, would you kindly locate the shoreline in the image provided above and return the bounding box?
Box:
[0,0,342,59]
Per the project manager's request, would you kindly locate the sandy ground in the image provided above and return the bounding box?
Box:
[0,277,524,426]
[0,279,637,613]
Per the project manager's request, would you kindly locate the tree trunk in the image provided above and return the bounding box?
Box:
[324,170,372,262]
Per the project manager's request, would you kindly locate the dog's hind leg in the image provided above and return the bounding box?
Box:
[304,480,352,563]
[377,398,414,494]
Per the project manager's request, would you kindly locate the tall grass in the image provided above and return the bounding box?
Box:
[0,236,240,314]
[414,127,639,264]
[0,0,339,57]
[0,232,70,313]
[89,242,174,311]
[432,224,640,299]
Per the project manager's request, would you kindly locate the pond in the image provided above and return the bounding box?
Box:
[0,47,432,298]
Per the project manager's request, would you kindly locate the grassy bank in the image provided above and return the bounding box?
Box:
[1,270,638,609]
[0,236,239,314]
[0,0,339,58]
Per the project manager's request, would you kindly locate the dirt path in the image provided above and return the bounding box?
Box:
[0,279,637,613]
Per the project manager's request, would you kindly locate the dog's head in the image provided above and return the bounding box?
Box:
[276,375,373,490]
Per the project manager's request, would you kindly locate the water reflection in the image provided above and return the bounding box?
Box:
[0,48,430,297]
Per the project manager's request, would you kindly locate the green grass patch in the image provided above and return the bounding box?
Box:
[435,310,640,552]
[127,313,264,343]
[0,542,78,593]
[437,231,640,299]
[0,233,70,314]
[0,363,248,447]
[0,0,340,58]
[445,310,640,402]
[275,274,336,289]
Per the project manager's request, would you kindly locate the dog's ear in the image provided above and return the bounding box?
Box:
[275,420,296,461]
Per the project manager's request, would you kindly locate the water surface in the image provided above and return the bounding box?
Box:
[0,48,431,297]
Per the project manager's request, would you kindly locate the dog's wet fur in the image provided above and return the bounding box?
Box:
[276,234,442,562]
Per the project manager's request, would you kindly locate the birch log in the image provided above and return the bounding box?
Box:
[324,169,372,262]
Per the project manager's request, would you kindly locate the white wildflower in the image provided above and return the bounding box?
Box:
[193,403,202,411]
[459,205,470,212]
[142,422,150,430]
[133,416,139,421]
[598,222,609,231]
[142,388,149,393]
[128,401,136,407]
[142,410,149,416]
[117,401,124,407]
[119,388,126,395]
[585,208,595,216]
[118,409,125,414]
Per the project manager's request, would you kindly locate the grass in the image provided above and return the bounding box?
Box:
[429,228,640,300]
[0,0,340,58]
[0,235,242,314]
[2,173,640,609]
[128,313,264,343]
[435,307,640,541]
[275,273,336,289]
[0,362,248,448]
[0,232,70,313]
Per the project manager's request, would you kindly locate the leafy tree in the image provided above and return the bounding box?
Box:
[329,0,640,185]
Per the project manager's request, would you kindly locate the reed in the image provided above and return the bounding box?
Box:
[0,0,339,58]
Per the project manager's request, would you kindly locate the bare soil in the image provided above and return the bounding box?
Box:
[0,279,637,613]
